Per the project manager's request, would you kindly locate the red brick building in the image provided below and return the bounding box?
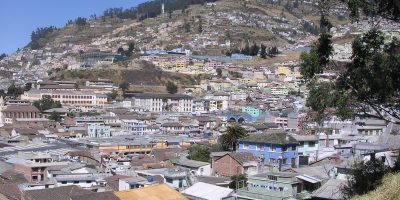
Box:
[212,152,259,177]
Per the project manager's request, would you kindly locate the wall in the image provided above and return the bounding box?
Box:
[213,155,242,177]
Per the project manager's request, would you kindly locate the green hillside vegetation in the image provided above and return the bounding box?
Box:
[351,173,400,200]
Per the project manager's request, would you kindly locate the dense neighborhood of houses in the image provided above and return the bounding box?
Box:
[0,0,400,200]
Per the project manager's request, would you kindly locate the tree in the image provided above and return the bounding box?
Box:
[106,90,118,102]
[119,82,130,91]
[300,0,400,124]
[33,96,62,112]
[75,17,87,26]
[7,84,24,98]
[187,144,210,162]
[229,174,247,189]
[241,42,251,55]
[342,158,388,199]
[166,81,178,94]
[216,68,222,78]
[260,44,267,59]
[24,82,32,91]
[220,125,248,151]
[49,111,62,122]
[0,53,7,60]
[250,43,260,56]
[184,20,191,33]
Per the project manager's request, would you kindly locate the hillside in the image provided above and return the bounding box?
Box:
[0,0,352,88]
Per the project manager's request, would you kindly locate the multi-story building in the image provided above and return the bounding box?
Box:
[85,78,114,90]
[121,119,148,135]
[1,105,40,124]
[238,132,299,169]
[126,93,193,113]
[87,124,111,138]
[21,89,107,111]
[236,172,301,200]
[6,152,68,182]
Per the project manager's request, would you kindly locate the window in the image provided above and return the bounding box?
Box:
[309,141,316,147]
[86,181,92,183]
[243,144,249,149]
[279,187,284,191]
[268,175,278,181]
[61,181,67,184]
[270,158,277,163]
[270,146,276,152]
[282,146,288,152]
[299,141,305,146]
[74,181,79,184]
[257,145,264,150]
[292,146,296,151]
[283,158,287,164]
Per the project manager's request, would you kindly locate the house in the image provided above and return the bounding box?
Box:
[161,122,185,134]
[126,93,193,113]
[23,185,93,200]
[238,132,299,169]
[114,184,187,200]
[172,157,211,176]
[121,119,148,135]
[293,135,319,164]
[88,124,111,138]
[212,152,259,177]
[235,172,301,200]
[135,168,190,190]
[6,152,68,182]
[1,105,40,124]
[182,182,234,200]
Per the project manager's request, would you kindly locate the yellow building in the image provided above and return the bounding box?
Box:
[277,66,292,76]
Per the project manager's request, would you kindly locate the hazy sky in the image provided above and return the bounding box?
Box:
[0,0,149,54]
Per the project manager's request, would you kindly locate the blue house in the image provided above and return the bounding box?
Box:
[238,132,299,169]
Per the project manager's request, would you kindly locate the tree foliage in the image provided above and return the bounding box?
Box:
[106,90,118,102]
[30,26,57,50]
[342,158,388,199]
[166,81,178,94]
[260,44,267,59]
[300,0,400,124]
[0,53,7,60]
[7,84,24,98]
[74,17,87,26]
[33,96,62,112]
[220,125,248,151]
[229,174,247,189]
[187,144,210,163]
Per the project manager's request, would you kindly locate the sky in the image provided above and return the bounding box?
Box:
[0,0,149,54]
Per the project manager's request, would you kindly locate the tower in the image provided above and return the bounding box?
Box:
[161,3,165,17]
[0,96,5,125]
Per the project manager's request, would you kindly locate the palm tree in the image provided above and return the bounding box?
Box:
[220,125,248,151]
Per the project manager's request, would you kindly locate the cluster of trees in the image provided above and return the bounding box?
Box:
[103,0,217,21]
[74,17,87,26]
[106,90,118,102]
[33,96,62,112]
[117,42,135,57]
[166,81,178,94]
[227,44,279,58]
[30,26,57,50]
[0,53,7,60]
[187,144,211,162]
[302,21,319,35]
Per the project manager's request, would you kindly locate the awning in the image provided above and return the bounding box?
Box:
[296,174,322,184]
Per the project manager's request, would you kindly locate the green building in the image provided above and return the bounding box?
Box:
[236,172,301,200]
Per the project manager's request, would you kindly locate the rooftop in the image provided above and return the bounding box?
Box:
[239,132,298,145]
